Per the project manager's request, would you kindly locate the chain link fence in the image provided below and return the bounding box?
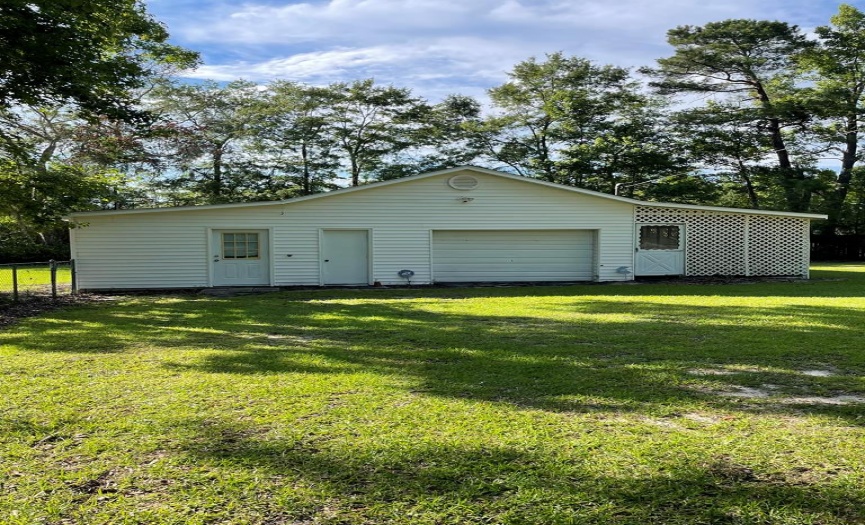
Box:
[0,260,76,303]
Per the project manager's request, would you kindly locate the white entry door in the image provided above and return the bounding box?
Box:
[321,230,369,285]
[635,224,685,276]
[211,230,270,286]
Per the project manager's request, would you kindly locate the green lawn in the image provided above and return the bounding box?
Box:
[1,264,865,524]
[0,265,71,293]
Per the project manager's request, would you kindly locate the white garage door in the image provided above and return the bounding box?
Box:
[432,230,595,282]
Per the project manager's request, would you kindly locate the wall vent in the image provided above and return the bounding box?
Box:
[447,174,479,191]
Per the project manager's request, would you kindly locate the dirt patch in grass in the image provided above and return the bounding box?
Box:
[682,413,724,424]
[781,395,865,405]
[693,384,865,405]
[67,470,122,496]
[801,369,835,377]
[0,294,113,329]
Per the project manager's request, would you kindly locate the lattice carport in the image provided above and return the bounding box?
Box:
[635,206,813,277]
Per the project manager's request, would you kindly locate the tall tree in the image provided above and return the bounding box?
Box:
[0,0,197,260]
[558,100,688,195]
[642,20,814,211]
[0,107,121,245]
[672,103,773,209]
[374,94,483,180]
[0,0,198,122]
[480,53,635,181]
[328,79,431,186]
[798,4,865,233]
[479,53,682,194]
[150,81,264,203]
[251,82,340,196]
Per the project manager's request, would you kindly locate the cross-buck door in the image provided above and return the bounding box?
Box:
[211,230,270,286]
[635,224,685,276]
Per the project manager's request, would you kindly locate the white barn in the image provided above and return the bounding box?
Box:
[66,166,825,291]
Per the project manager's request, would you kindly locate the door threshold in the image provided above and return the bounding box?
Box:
[201,286,280,296]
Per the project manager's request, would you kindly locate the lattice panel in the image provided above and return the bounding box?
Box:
[636,207,746,276]
[747,216,810,276]
[635,207,810,277]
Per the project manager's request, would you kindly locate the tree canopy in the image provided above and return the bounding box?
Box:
[0,0,198,122]
[642,19,815,211]
[7,4,865,261]
[797,4,865,232]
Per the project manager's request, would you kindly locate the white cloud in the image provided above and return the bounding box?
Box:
[187,47,409,81]
[180,0,820,46]
[157,0,843,101]
[182,0,477,44]
[183,37,518,103]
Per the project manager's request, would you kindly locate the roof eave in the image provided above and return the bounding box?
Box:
[632,201,828,219]
[63,165,829,221]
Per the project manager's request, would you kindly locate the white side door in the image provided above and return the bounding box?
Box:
[635,224,685,276]
[211,230,270,286]
[321,230,369,285]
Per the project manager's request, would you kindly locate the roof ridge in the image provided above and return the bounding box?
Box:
[65,165,827,220]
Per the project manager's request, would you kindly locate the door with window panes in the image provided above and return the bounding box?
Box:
[211,230,270,286]
[634,224,685,276]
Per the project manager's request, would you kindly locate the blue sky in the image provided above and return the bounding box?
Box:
[146,0,845,103]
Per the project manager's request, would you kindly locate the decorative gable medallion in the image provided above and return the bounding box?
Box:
[447,174,479,191]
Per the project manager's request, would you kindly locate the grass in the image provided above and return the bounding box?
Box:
[0,265,71,293]
[1,264,865,524]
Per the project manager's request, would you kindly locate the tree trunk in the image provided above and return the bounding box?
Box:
[825,114,859,234]
[736,159,760,209]
[212,148,223,200]
[754,83,809,212]
[301,141,311,195]
[351,157,360,186]
[535,120,555,182]
[38,141,57,172]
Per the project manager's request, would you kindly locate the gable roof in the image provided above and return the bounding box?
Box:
[65,166,827,220]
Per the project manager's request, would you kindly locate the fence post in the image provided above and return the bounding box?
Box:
[50,260,57,301]
[70,259,77,295]
[12,265,18,302]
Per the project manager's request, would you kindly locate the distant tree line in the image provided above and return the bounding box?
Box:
[2,2,865,261]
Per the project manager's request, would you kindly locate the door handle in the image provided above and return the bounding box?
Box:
[324,259,330,262]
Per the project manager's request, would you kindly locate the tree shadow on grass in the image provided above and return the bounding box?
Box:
[7,279,865,522]
[5,287,865,423]
[155,296,865,422]
[172,416,865,524]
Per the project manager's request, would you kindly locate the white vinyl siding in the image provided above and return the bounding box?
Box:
[71,170,638,289]
[432,230,594,282]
